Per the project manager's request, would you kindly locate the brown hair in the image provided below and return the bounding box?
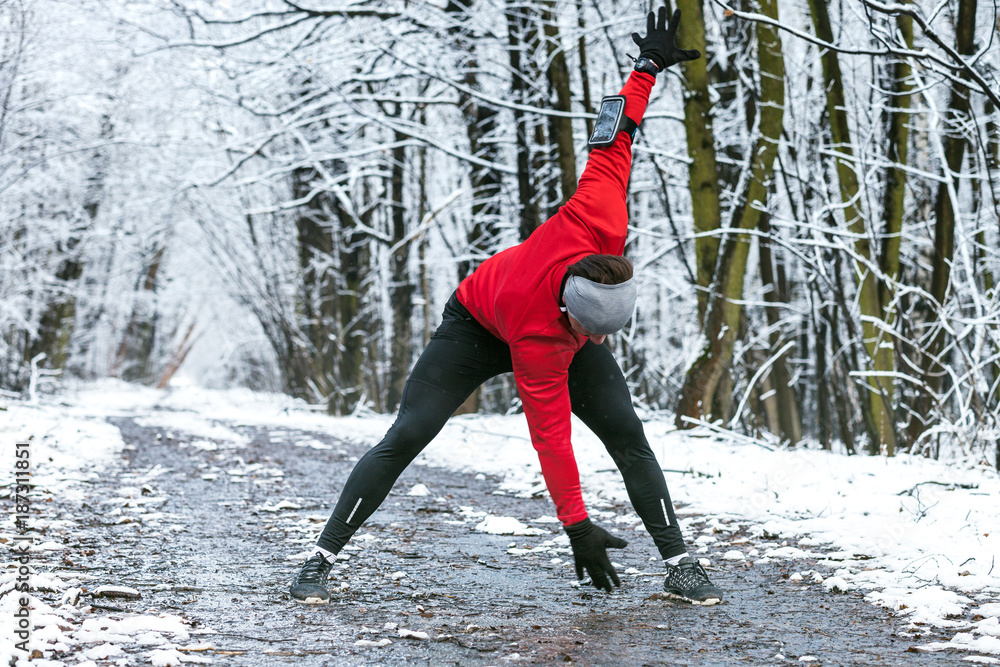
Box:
[561,254,633,300]
[565,254,633,284]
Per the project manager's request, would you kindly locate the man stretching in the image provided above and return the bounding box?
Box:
[290,7,723,605]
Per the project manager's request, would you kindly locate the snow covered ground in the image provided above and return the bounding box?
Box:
[2,379,999,664]
[1,388,218,666]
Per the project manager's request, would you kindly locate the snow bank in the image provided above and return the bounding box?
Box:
[0,402,124,499]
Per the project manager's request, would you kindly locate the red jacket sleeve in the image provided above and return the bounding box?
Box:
[561,71,656,243]
[510,335,588,526]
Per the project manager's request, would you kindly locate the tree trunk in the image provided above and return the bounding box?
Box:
[676,0,723,324]
[155,322,197,389]
[291,165,338,404]
[542,0,577,204]
[759,214,803,444]
[506,1,542,240]
[26,250,83,373]
[984,101,999,421]
[113,245,165,383]
[459,84,502,281]
[816,311,831,449]
[807,0,897,454]
[875,12,913,447]
[417,109,432,347]
[826,295,858,454]
[754,362,780,436]
[448,0,503,281]
[335,180,370,414]
[387,132,413,411]
[575,0,594,140]
[973,98,996,297]
[676,0,785,429]
[25,111,114,375]
[909,0,977,444]
[879,13,913,315]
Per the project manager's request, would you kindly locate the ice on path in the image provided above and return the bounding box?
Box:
[83,644,124,660]
[355,639,392,647]
[823,577,852,593]
[92,585,141,599]
[980,604,1000,618]
[81,614,191,639]
[475,516,548,536]
[763,546,818,560]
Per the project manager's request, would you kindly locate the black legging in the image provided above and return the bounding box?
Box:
[316,294,686,560]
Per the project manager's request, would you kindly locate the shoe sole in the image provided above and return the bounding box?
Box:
[665,592,722,606]
[293,595,329,605]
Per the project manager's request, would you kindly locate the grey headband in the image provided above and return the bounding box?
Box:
[563,276,637,335]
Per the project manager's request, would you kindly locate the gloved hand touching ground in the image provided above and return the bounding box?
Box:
[564,518,628,593]
[631,6,701,71]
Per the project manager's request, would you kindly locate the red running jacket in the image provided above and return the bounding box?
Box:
[456,71,655,526]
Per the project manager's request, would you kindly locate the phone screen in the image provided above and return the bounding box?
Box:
[591,98,624,145]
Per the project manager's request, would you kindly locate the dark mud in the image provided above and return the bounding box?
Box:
[32,415,972,666]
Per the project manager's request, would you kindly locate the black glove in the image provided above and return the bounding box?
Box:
[631,7,701,71]
[565,518,628,593]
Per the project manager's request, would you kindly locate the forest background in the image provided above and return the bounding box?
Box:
[1,0,998,465]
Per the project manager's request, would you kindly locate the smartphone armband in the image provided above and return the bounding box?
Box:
[588,95,639,148]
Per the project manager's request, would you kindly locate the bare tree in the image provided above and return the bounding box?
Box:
[907,0,978,445]
[675,0,789,435]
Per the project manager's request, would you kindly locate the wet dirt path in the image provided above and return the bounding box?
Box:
[40,415,970,665]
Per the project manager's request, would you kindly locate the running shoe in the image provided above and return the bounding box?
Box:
[663,557,724,605]
[290,553,334,604]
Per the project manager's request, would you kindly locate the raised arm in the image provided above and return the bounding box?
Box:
[564,72,655,237]
[563,8,701,242]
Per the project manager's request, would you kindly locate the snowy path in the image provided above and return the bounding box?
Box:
[4,383,995,664]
